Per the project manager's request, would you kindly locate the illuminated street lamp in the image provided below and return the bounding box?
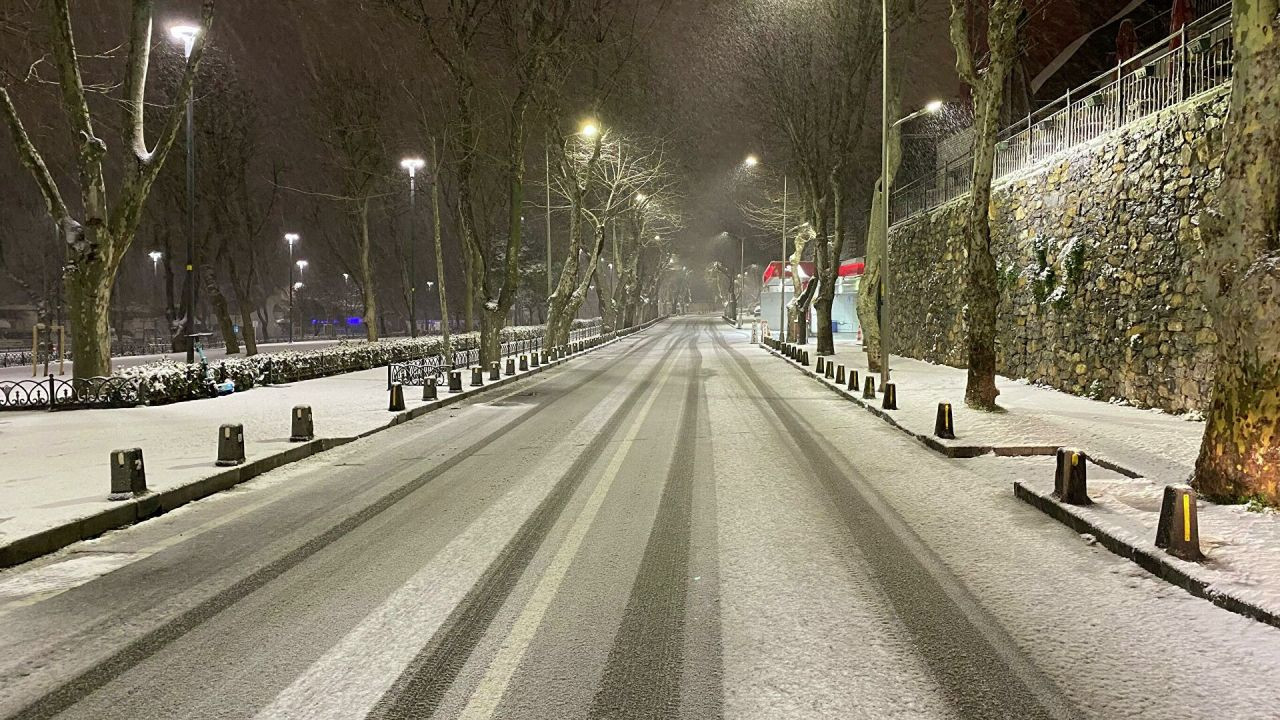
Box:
[169,23,201,363]
[580,120,600,138]
[401,157,426,337]
[877,97,943,385]
[285,233,300,343]
[743,153,789,341]
[148,251,163,276]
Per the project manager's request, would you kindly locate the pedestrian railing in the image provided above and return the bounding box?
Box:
[890,7,1232,225]
[0,375,145,411]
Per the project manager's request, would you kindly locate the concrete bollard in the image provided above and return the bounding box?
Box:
[816,357,826,374]
[108,448,147,500]
[847,369,860,392]
[824,361,835,380]
[862,375,877,400]
[1156,485,1203,561]
[881,383,898,410]
[422,382,438,401]
[519,355,529,372]
[216,423,246,466]
[449,371,463,393]
[471,367,485,387]
[1053,448,1090,505]
[388,384,406,412]
[290,405,315,442]
[802,351,810,366]
[490,362,501,381]
[532,352,542,367]
[934,402,956,439]
[506,358,517,376]
[835,365,846,384]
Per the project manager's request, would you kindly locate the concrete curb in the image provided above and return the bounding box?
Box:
[756,341,1144,477]
[756,337,1280,629]
[0,323,663,569]
[1014,480,1280,631]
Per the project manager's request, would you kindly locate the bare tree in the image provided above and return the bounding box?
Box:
[1193,2,1280,503]
[544,129,675,344]
[949,0,1023,410]
[311,63,391,342]
[739,0,880,355]
[0,0,214,378]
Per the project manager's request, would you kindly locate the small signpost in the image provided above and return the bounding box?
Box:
[31,324,66,377]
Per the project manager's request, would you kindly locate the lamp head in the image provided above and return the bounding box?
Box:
[579,121,600,138]
[400,158,425,177]
[744,154,759,168]
[925,100,944,114]
[168,24,200,57]
[296,259,308,269]
[148,251,162,262]
[285,233,300,246]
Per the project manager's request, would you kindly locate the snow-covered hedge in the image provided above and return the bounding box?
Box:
[121,320,600,406]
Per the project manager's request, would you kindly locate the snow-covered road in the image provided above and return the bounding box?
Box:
[1,317,1278,719]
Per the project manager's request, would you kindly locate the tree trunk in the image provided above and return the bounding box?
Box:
[431,143,452,357]
[238,304,258,355]
[66,264,112,378]
[858,178,885,372]
[950,0,1021,411]
[202,264,240,355]
[962,84,1004,410]
[356,201,378,342]
[1193,0,1280,505]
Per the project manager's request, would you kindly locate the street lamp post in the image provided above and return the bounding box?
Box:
[170,24,200,364]
[879,95,943,387]
[401,158,425,338]
[745,154,788,341]
[285,233,299,343]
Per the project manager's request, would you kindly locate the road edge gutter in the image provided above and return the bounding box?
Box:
[753,333,1280,630]
[1013,480,1280,630]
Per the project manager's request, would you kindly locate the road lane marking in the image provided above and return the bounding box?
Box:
[456,351,681,720]
[249,351,669,720]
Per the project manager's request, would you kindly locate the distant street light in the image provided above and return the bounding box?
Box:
[148,251,162,276]
[744,154,789,341]
[296,259,308,277]
[401,157,426,337]
[285,233,300,343]
[580,120,600,138]
[170,23,201,364]
[878,97,943,384]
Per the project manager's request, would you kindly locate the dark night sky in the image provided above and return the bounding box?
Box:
[2,0,1152,304]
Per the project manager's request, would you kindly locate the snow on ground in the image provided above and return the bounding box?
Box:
[0,358,541,554]
[742,324,1280,630]
[0,338,347,382]
[1021,472,1280,620]
[774,331,1203,480]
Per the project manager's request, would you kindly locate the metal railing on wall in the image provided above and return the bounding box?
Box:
[890,9,1233,225]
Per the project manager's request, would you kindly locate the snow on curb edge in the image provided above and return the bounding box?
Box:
[1014,480,1280,631]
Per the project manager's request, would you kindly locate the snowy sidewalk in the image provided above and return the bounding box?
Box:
[770,333,1204,481]
[748,326,1280,628]
[0,336,617,568]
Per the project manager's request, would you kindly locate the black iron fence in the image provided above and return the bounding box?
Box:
[0,375,145,411]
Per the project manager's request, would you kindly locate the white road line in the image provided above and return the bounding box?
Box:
[249,354,663,720]
[456,351,681,720]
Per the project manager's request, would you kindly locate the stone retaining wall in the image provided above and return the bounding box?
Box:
[889,87,1229,413]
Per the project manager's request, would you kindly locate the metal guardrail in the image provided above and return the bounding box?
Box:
[890,10,1233,225]
[0,375,145,411]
